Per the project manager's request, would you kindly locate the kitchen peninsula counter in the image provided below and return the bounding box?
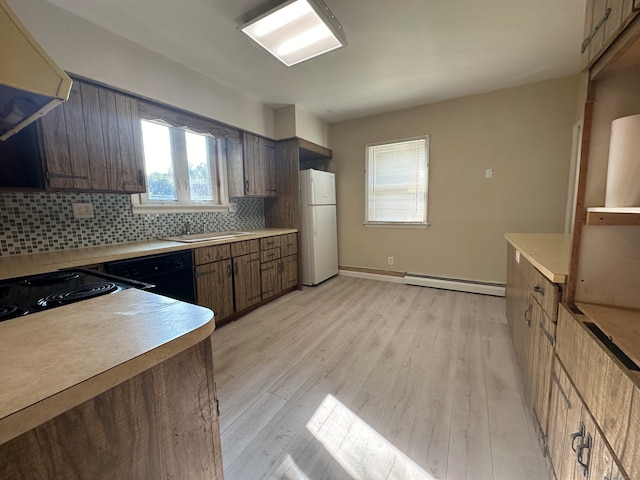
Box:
[0,288,214,445]
[0,228,297,281]
[504,233,571,283]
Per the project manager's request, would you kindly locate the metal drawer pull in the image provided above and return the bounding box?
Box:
[582,7,611,53]
[533,284,545,296]
[227,263,232,277]
[551,372,571,409]
[576,433,591,478]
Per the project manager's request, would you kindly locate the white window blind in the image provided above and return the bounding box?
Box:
[366,136,429,225]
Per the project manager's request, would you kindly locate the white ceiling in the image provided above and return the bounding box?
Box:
[44,0,586,123]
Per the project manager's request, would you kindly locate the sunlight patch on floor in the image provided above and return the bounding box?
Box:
[270,454,312,480]
[306,394,435,480]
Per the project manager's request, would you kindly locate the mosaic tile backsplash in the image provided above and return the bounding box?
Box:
[0,193,265,256]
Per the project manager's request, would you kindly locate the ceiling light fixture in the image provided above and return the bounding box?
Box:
[239,0,346,67]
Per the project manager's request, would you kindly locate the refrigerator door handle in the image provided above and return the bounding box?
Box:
[311,208,317,245]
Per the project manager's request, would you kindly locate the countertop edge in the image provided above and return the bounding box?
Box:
[0,303,214,445]
[504,233,571,284]
[0,228,298,281]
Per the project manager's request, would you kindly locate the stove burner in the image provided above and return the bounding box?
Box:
[0,305,28,321]
[37,283,119,308]
[23,271,81,286]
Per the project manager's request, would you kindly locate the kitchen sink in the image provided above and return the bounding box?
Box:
[160,231,252,243]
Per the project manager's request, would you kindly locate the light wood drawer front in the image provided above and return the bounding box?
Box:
[194,244,231,265]
[531,268,559,322]
[260,236,281,251]
[556,305,633,458]
[231,239,259,257]
[281,233,297,256]
[261,247,281,264]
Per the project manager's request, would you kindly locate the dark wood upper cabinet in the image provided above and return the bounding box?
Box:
[0,77,146,194]
[39,78,145,193]
[227,132,277,198]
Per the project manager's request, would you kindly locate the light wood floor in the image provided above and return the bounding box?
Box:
[211,276,547,480]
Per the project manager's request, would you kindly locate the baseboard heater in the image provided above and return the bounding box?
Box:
[404,273,505,297]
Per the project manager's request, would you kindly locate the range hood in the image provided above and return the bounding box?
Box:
[0,0,72,141]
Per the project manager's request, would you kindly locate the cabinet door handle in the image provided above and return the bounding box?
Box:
[234,261,238,276]
[533,284,545,296]
[524,305,532,327]
[245,179,251,192]
[227,263,232,278]
[137,169,144,185]
[582,7,611,53]
[570,422,585,453]
[576,433,592,478]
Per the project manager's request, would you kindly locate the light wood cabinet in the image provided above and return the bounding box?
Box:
[39,78,145,193]
[546,359,620,480]
[232,240,262,312]
[581,0,639,70]
[227,132,277,198]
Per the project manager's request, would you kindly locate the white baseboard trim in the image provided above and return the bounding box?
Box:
[404,274,505,297]
[338,269,405,284]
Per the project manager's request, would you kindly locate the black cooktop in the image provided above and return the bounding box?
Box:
[0,269,150,323]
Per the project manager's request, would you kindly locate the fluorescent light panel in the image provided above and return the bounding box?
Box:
[240,0,346,67]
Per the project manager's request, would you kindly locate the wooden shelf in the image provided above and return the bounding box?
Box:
[576,302,640,369]
[585,207,640,226]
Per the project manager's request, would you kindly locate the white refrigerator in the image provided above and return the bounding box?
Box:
[299,169,338,286]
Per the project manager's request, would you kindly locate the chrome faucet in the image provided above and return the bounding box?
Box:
[184,221,191,235]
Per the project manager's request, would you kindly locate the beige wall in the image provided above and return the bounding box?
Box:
[331,75,580,283]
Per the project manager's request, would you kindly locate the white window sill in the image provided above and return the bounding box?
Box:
[364,222,430,228]
[132,203,235,215]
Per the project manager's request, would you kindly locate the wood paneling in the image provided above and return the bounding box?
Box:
[0,340,223,480]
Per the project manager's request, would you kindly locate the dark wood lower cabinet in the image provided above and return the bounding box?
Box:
[233,252,262,311]
[0,339,223,479]
[281,254,298,290]
[196,259,234,324]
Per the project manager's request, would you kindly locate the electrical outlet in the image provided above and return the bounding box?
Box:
[485,168,494,179]
[515,250,520,264]
[72,202,94,219]
[388,256,394,266]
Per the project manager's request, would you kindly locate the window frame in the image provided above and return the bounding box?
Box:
[131,108,232,214]
[364,135,430,228]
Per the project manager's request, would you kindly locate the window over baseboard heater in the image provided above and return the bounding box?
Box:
[404,273,505,297]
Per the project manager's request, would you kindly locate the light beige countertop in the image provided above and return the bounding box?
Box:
[504,233,572,284]
[0,228,297,280]
[0,288,214,445]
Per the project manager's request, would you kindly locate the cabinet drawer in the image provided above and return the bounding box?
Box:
[281,233,297,256]
[231,239,259,257]
[531,268,559,322]
[556,305,633,458]
[194,244,231,265]
[261,247,281,263]
[260,236,281,250]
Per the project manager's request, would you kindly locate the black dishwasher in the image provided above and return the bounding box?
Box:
[105,250,196,304]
